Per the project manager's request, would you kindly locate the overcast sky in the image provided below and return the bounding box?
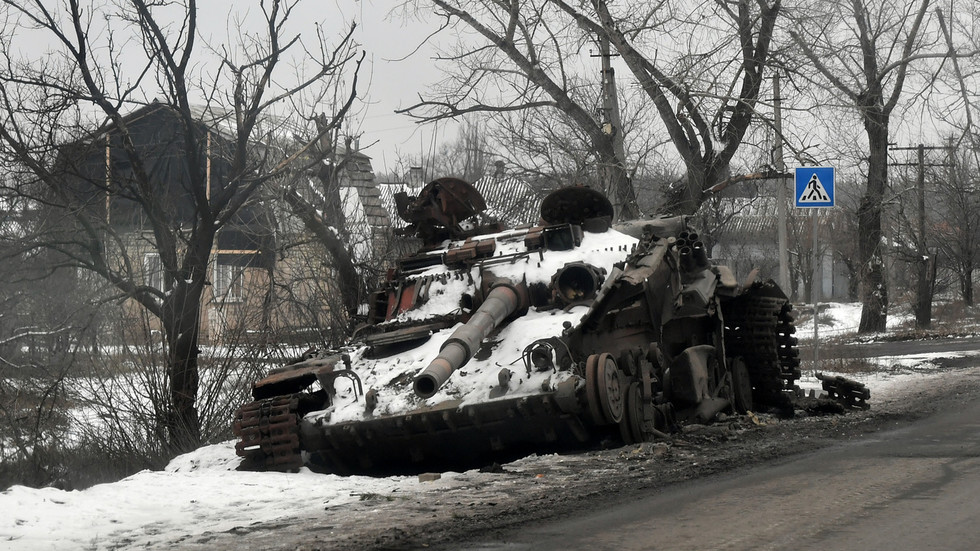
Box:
[194,1,455,173]
[13,2,965,180]
[7,1,453,175]
[293,1,454,173]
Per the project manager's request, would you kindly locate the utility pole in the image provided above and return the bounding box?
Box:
[916,144,928,329]
[596,36,638,219]
[773,72,790,294]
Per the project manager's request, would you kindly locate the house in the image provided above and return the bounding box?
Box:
[64,102,390,346]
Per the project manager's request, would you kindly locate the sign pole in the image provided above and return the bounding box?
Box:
[794,166,835,373]
[812,208,819,369]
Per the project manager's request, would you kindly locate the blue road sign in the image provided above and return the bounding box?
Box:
[794,166,835,208]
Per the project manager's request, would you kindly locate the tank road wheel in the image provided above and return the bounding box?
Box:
[585,353,624,425]
[619,382,645,444]
[596,353,624,424]
[729,357,753,414]
[585,354,605,424]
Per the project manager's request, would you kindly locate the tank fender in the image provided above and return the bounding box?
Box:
[251,355,342,400]
[613,216,689,240]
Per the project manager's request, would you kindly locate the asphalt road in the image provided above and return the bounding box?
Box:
[459,373,980,550]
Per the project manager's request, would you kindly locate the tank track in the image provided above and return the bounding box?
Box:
[232,394,303,472]
[722,290,800,409]
[775,301,802,386]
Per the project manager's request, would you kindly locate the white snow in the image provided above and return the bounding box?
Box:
[319,228,639,425]
[795,301,913,339]
[0,442,437,550]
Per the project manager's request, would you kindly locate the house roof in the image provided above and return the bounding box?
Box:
[342,155,389,229]
[711,206,843,240]
[472,174,542,226]
[376,182,411,230]
[375,172,542,231]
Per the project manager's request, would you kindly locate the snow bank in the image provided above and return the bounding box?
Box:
[0,441,475,550]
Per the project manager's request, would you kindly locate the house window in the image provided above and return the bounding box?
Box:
[214,261,244,302]
[144,253,164,291]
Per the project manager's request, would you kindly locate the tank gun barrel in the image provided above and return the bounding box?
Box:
[414,280,527,398]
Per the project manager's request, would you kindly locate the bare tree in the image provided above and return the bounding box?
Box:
[400,0,640,220]
[829,185,862,302]
[384,118,496,184]
[401,1,781,220]
[0,0,361,453]
[278,133,366,328]
[559,0,782,216]
[0,247,78,487]
[436,119,495,182]
[930,8,980,306]
[934,143,980,305]
[932,6,980,169]
[486,99,611,192]
[787,0,963,332]
[478,69,671,211]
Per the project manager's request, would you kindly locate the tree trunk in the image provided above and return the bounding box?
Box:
[161,237,212,455]
[964,263,974,306]
[663,163,710,217]
[605,153,639,221]
[857,110,889,333]
[847,265,860,302]
[283,189,362,323]
[162,279,205,454]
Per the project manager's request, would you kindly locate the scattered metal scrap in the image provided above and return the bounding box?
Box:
[816,372,871,410]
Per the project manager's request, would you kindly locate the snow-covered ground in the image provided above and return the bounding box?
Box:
[3,303,980,550]
[795,301,913,339]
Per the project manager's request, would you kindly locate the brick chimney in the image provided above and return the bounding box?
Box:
[408,166,424,188]
[493,160,505,178]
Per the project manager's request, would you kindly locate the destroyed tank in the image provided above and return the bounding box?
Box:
[233,179,805,475]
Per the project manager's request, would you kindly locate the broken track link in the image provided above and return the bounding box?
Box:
[233,394,303,472]
[816,372,871,410]
[723,295,800,409]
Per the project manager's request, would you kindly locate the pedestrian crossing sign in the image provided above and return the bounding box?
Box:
[794,166,835,208]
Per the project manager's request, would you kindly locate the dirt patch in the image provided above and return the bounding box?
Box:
[187,361,980,551]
